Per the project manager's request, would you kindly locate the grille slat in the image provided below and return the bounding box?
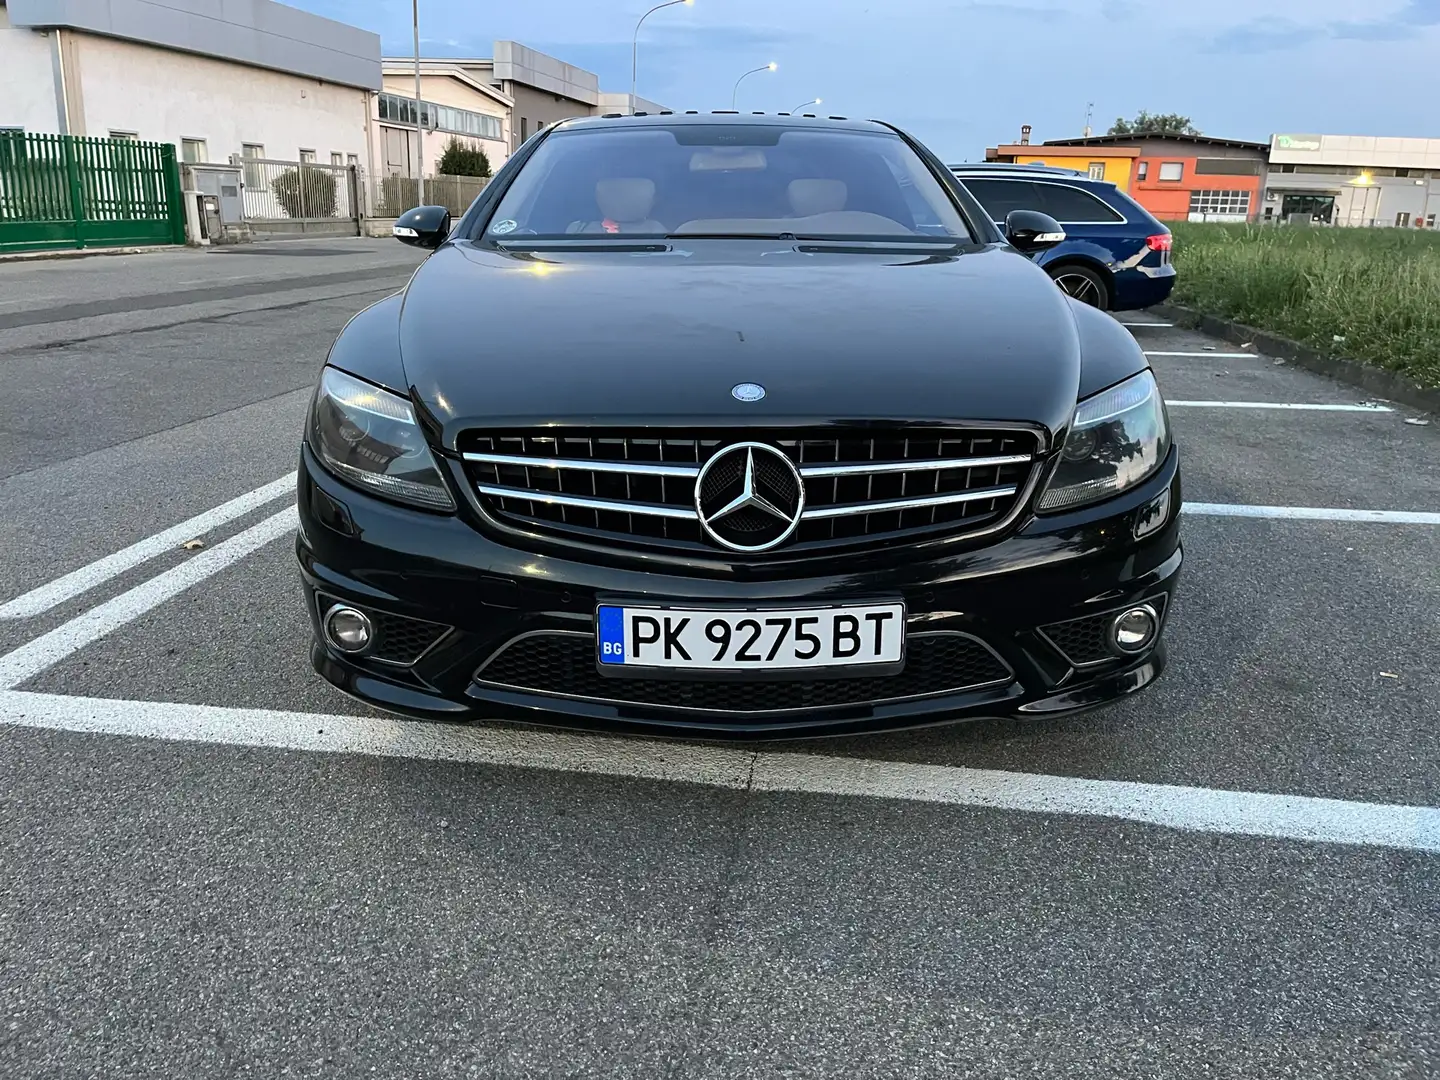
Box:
[475,632,1014,715]
[460,427,1039,557]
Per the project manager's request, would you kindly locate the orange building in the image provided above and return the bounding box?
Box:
[983,143,1141,190]
[1038,134,1269,222]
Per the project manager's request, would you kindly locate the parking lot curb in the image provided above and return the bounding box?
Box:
[1153,302,1439,416]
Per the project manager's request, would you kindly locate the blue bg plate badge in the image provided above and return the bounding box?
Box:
[597,605,626,665]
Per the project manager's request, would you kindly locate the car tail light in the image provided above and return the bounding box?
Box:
[1145,233,1172,252]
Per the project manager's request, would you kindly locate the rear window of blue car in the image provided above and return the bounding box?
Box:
[961,178,1125,224]
[483,125,972,242]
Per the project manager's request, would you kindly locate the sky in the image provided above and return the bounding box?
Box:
[293,0,1439,161]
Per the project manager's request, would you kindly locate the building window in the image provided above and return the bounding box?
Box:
[241,143,265,190]
[377,92,502,140]
[1396,212,1411,227]
[299,149,317,164]
[1136,161,1149,181]
[1194,158,1262,176]
[1188,189,1252,221]
[1087,161,1106,180]
[520,117,529,140]
[109,130,138,141]
[331,152,344,166]
[347,153,359,169]
[1158,162,1184,182]
[181,138,207,163]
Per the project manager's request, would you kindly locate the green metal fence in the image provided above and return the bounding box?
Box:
[0,132,186,253]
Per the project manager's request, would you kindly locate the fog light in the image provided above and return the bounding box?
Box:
[1111,605,1158,653]
[324,605,373,654]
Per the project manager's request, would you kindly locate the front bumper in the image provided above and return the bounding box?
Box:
[296,443,1183,740]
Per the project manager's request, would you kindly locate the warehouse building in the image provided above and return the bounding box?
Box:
[0,0,380,168]
[1264,133,1440,227]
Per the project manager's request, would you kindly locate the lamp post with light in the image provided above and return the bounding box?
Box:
[731,62,777,110]
[789,98,821,114]
[632,0,693,115]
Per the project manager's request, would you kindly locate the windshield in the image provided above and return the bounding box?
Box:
[481,124,971,242]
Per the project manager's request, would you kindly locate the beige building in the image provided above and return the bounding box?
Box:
[373,62,512,179]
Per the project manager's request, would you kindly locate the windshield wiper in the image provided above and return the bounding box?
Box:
[662,232,795,240]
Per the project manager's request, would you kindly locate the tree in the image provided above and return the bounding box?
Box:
[437,136,492,178]
[1107,111,1200,137]
[272,166,337,218]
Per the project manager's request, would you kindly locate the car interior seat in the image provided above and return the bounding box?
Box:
[567,178,664,233]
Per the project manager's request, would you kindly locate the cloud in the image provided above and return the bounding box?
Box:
[1206,0,1440,51]
[1205,17,1324,52]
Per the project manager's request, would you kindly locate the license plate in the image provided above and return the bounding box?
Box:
[596,602,905,672]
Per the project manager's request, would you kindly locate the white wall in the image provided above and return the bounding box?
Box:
[70,32,369,164]
[0,8,62,131]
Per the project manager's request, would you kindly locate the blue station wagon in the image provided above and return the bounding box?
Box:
[949,164,1175,311]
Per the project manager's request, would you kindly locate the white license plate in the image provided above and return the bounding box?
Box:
[596,603,905,671]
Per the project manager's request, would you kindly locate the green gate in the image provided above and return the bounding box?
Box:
[0,132,186,254]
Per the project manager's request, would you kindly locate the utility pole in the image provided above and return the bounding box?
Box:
[1083,102,1094,138]
[413,0,424,206]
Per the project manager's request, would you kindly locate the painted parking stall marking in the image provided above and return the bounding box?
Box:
[0,472,296,620]
[1146,350,1259,359]
[1167,401,1394,412]
[0,506,297,690]
[1,689,1436,854]
[1183,503,1440,525]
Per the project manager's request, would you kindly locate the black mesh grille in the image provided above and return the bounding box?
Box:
[320,597,449,666]
[474,632,1012,714]
[458,428,1038,556]
[1039,613,1115,666]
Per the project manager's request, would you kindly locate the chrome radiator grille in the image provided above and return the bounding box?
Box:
[458,428,1040,554]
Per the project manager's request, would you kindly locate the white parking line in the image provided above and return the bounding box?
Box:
[0,505,297,690]
[1,689,1436,853]
[1147,351,1257,358]
[1168,401,1394,412]
[0,473,296,620]
[1184,503,1440,524]
[1119,321,1173,328]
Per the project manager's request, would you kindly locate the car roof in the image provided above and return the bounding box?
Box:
[554,111,889,136]
[948,163,1090,179]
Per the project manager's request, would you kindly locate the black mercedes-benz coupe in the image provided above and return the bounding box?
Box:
[296,112,1182,738]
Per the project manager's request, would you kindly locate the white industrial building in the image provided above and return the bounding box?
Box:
[1265,133,1440,228]
[0,0,380,168]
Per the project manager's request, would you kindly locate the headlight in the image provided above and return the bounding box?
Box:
[1037,369,1170,513]
[308,367,455,511]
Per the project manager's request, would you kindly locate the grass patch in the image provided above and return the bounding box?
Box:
[1169,223,1440,389]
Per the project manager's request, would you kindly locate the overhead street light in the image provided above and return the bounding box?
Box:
[790,98,821,114]
[632,0,693,116]
[731,62,777,110]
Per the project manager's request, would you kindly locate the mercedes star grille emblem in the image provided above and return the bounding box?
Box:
[694,442,805,552]
[731,382,766,402]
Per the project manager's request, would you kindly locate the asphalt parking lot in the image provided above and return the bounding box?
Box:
[1,237,1437,1079]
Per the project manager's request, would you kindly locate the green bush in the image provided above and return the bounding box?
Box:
[1170,222,1440,389]
[272,166,338,218]
[436,137,491,178]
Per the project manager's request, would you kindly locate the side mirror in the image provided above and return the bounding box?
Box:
[1004,209,1065,254]
[393,204,451,249]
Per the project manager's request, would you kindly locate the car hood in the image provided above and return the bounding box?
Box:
[396,240,1085,449]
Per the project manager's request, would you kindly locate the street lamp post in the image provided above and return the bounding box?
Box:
[731,62,776,110]
[789,98,821,114]
[632,0,693,116]
[413,0,423,206]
